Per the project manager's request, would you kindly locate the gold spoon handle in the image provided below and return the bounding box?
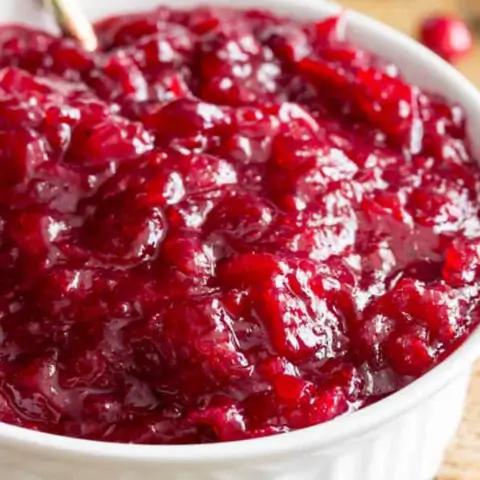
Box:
[43,0,98,51]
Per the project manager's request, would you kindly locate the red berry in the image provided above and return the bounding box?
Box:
[419,15,473,62]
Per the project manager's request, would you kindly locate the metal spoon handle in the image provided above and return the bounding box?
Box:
[43,0,98,51]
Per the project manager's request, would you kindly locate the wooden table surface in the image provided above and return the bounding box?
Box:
[339,1,480,478]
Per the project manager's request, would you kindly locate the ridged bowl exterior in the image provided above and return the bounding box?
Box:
[0,370,471,480]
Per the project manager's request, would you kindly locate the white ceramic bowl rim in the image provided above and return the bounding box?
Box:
[1,0,480,467]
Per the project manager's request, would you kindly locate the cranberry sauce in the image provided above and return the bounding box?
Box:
[0,7,478,444]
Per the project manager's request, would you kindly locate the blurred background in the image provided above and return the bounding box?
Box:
[340,2,479,479]
[341,0,480,88]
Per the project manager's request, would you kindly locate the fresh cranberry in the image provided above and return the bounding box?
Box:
[0,6,476,446]
[419,15,473,63]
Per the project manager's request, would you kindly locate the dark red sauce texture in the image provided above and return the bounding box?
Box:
[0,6,478,444]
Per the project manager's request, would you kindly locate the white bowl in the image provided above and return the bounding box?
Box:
[2,1,480,479]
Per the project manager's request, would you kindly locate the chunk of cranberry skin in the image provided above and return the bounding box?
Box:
[95,14,166,49]
[118,10,188,44]
[0,129,49,186]
[160,71,192,98]
[196,28,281,106]
[305,258,358,317]
[204,194,276,245]
[352,313,397,367]
[0,95,44,130]
[442,237,480,287]
[67,117,154,167]
[276,204,357,260]
[161,298,252,386]
[362,190,411,225]
[389,278,467,343]
[254,281,345,361]
[164,194,217,230]
[187,7,224,35]
[81,190,166,265]
[385,327,435,377]
[0,25,53,50]
[407,177,471,230]
[286,386,348,429]
[354,72,423,151]
[143,98,230,150]
[95,51,148,102]
[187,399,247,442]
[0,67,54,99]
[266,127,358,207]
[299,59,421,150]
[257,356,298,381]
[212,107,279,165]
[319,360,366,403]
[5,209,67,265]
[313,15,347,44]
[129,26,194,69]
[261,23,311,63]
[93,152,186,209]
[0,27,55,72]
[175,153,238,194]
[48,39,96,79]
[217,252,286,287]
[160,232,214,278]
[419,15,472,63]
[269,123,322,172]
[272,374,315,405]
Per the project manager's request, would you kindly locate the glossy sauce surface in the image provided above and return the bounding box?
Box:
[0,6,479,444]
